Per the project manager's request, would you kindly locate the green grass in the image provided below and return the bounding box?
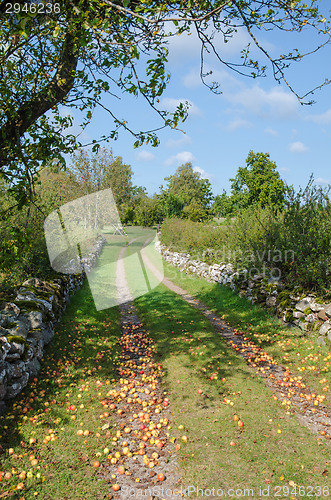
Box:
[134,282,330,494]
[162,261,331,407]
[0,281,122,499]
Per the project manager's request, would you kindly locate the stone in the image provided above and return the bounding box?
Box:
[0,369,7,399]
[5,352,21,361]
[26,358,41,377]
[0,337,11,358]
[9,360,25,379]
[9,341,25,356]
[318,310,328,321]
[26,310,43,329]
[293,310,305,319]
[28,329,44,342]
[295,298,313,312]
[310,302,326,313]
[297,321,309,332]
[305,313,318,324]
[0,314,8,328]
[5,317,30,339]
[316,336,326,346]
[319,321,331,336]
[25,346,34,362]
[266,296,276,307]
[324,304,331,317]
[41,324,54,344]
[16,294,53,314]
[5,372,29,399]
[0,302,20,316]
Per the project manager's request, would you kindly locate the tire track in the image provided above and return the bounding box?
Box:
[100,239,182,499]
[140,245,331,441]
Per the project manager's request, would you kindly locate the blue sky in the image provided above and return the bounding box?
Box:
[64,3,331,198]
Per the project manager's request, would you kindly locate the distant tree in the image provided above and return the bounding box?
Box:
[133,195,160,227]
[104,156,134,208]
[36,167,82,213]
[213,190,234,218]
[68,147,134,211]
[160,163,213,219]
[182,199,207,222]
[157,192,184,219]
[229,151,292,212]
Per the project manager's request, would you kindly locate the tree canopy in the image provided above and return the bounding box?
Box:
[1,0,331,207]
[160,162,213,220]
[213,150,291,216]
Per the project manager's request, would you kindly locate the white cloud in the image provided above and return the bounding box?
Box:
[182,68,203,89]
[314,177,330,185]
[265,127,278,136]
[159,97,201,117]
[193,166,212,180]
[166,29,201,64]
[166,23,267,65]
[289,141,308,153]
[164,151,196,166]
[136,150,156,162]
[308,109,331,125]
[166,134,192,148]
[182,66,242,93]
[226,85,299,120]
[223,117,253,132]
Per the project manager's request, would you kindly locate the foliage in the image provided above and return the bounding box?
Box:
[280,177,331,291]
[1,0,331,209]
[133,195,161,227]
[161,176,331,293]
[159,162,213,220]
[160,217,228,257]
[213,151,292,216]
[182,199,208,222]
[157,192,184,219]
[213,189,244,217]
[230,151,293,209]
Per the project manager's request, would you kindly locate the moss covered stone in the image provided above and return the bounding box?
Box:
[284,312,294,323]
[6,335,26,344]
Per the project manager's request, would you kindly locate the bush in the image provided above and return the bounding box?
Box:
[160,179,331,295]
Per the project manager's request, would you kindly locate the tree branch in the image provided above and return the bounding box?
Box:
[104,0,228,24]
[0,27,79,171]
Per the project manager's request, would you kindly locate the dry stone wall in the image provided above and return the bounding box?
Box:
[156,242,331,346]
[0,235,106,412]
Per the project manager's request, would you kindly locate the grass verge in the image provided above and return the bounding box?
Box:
[163,261,331,407]
[134,282,330,495]
[0,281,121,500]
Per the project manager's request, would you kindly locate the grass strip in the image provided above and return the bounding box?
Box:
[162,261,331,407]
[134,283,330,495]
[0,281,121,500]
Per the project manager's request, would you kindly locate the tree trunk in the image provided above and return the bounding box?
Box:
[0,28,79,173]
